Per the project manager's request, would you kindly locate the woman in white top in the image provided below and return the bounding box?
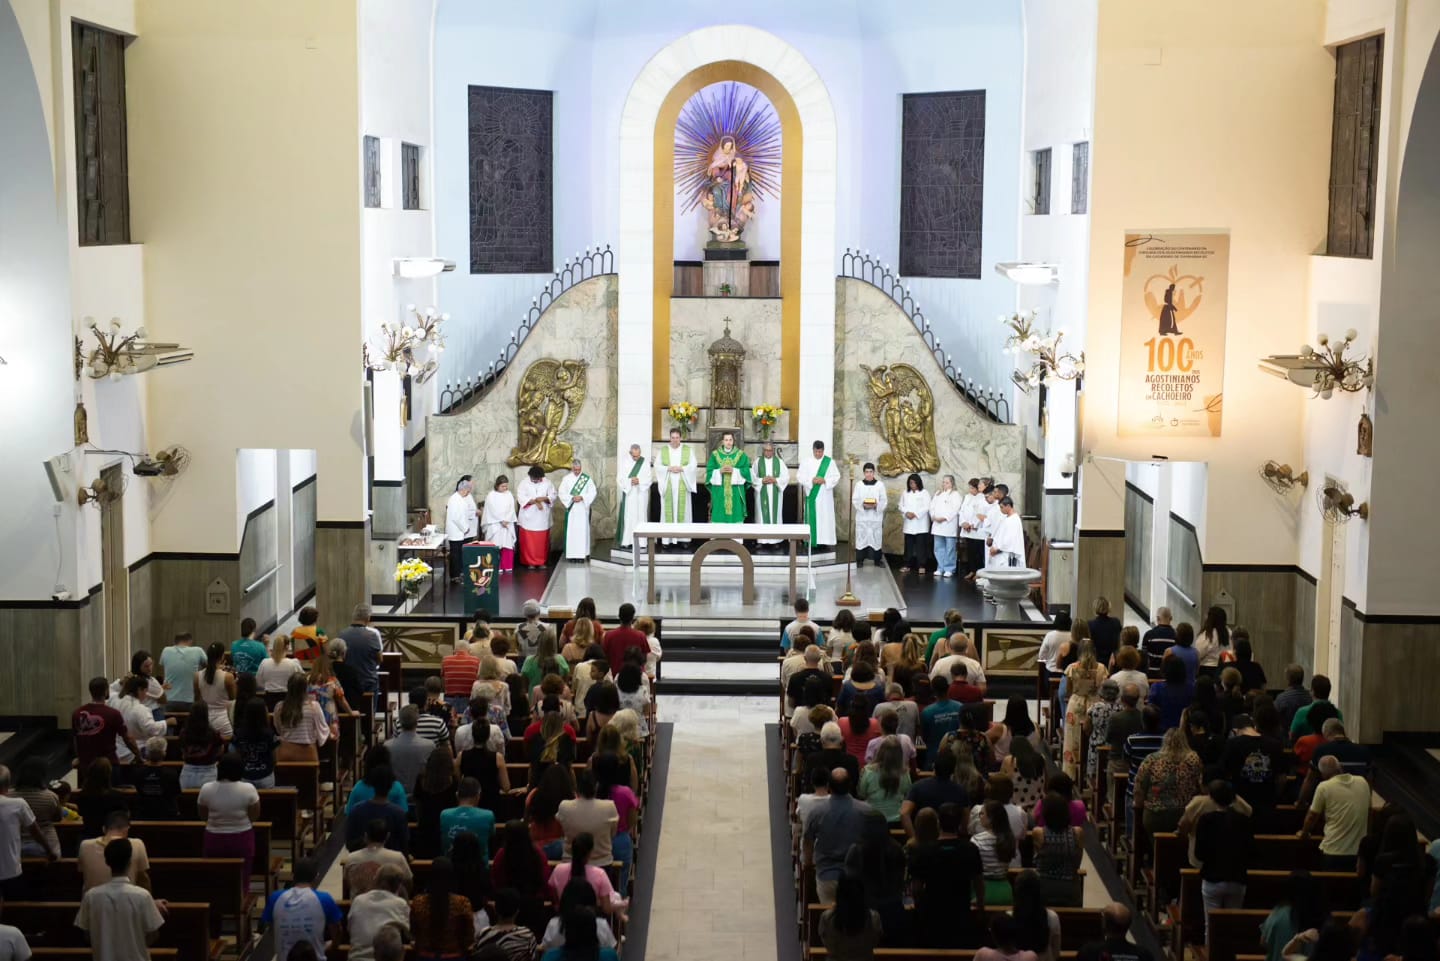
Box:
[1036,612,1073,674]
[273,673,330,763]
[1193,606,1231,671]
[928,474,963,578]
[194,641,236,739]
[257,635,304,693]
[898,473,932,575]
[113,674,171,765]
[481,475,518,573]
[199,754,261,880]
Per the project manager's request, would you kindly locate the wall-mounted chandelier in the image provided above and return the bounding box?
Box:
[79,317,193,380]
[1002,310,1084,390]
[366,305,448,384]
[1259,330,1373,398]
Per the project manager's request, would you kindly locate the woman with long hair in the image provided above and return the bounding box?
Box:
[1003,737,1049,811]
[546,902,619,961]
[858,736,911,824]
[827,608,857,662]
[610,710,645,780]
[447,830,493,913]
[409,855,475,960]
[972,800,1019,905]
[1061,640,1108,779]
[562,597,604,645]
[844,808,909,946]
[179,702,224,788]
[491,818,552,901]
[195,641,237,740]
[273,671,329,763]
[991,695,1040,761]
[413,744,458,858]
[538,880,620,957]
[1030,792,1084,906]
[1260,871,1328,961]
[1133,727,1203,842]
[526,762,575,860]
[505,674,532,734]
[592,725,639,794]
[583,682,619,739]
[546,832,627,920]
[232,696,279,788]
[889,632,927,696]
[899,472,932,575]
[592,751,639,895]
[527,699,577,785]
[1195,606,1231,674]
[305,645,351,735]
[560,617,594,667]
[839,697,880,766]
[1010,869,1062,961]
[256,634,303,694]
[522,627,570,689]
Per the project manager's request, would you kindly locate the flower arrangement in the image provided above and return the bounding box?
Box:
[1001,310,1085,389]
[395,557,432,597]
[751,403,782,439]
[668,401,700,436]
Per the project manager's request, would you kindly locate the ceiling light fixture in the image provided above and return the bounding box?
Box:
[393,258,456,279]
[994,262,1059,286]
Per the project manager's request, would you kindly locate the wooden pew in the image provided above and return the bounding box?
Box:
[1175,868,1364,947]
[176,787,303,862]
[803,903,1105,956]
[7,902,213,959]
[31,951,178,960]
[1206,909,1274,961]
[20,857,254,940]
[55,820,276,895]
[1147,832,1322,919]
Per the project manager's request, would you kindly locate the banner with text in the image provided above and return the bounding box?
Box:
[1118,231,1229,437]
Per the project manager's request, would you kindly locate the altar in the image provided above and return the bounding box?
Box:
[630,521,811,604]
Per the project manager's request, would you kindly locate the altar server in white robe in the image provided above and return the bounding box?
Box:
[798,440,840,550]
[751,441,789,548]
[480,476,518,572]
[987,496,1025,569]
[929,474,963,578]
[557,459,597,561]
[615,444,652,550]
[960,478,988,581]
[654,428,696,547]
[898,472,933,576]
[445,475,478,581]
[851,462,888,566]
[516,465,557,569]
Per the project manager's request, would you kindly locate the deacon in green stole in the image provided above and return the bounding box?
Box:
[751,440,789,548]
[705,430,753,523]
[656,427,697,547]
[614,444,652,549]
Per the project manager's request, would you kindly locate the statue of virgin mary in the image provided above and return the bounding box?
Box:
[675,83,780,245]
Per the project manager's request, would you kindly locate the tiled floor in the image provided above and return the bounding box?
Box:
[644,696,779,961]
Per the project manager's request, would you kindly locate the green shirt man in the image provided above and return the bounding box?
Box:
[705,431,752,523]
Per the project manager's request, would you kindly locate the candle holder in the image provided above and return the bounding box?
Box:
[837,454,862,607]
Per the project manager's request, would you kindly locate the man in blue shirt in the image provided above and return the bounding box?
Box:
[440,777,496,859]
[261,858,343,960]
[230,618,268,676]
[919,676,961,769]
[157,632,208,712]
[338,605,384,695]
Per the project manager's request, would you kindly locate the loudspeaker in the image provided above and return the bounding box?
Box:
[44,455,69,503]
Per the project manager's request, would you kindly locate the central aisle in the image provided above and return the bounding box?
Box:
[642,696,779,961]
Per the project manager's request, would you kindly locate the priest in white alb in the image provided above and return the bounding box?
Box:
[852,461,888,566]
[480,475,518,573]
[987,495,1025,569]
[798,440,840,550]
[516,465,557,570]
[751,440,788,548]
[557,459,597,562]
[654,427,696,548]
[615,443,652,550]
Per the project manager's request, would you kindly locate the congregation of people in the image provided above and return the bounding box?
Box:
[781,597,1440,961]
[0,597,660,961]
[446,445,1025,579]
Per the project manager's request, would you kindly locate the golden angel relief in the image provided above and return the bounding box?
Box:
[860,363,940,476]
[507,358,588,472]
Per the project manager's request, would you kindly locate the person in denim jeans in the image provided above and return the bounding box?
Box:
[1193,780,1254,940]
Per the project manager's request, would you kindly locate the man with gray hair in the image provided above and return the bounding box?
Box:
[784,645,829,718]
[1298,717,1369,803]
[802,766,872,903]
[132,736,181,820]
[1301,754,1371,872]
[387,706,435,796]
[615,445,651,550]
[930,632,987,690]
[558,458,598,561]
[804,722,859,790]
[1142,606,1178,671]
[372,922,406,961]
[339,604,383,695]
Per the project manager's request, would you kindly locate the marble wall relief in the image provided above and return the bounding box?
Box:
[507,359,589,472]
[860,363,940,476]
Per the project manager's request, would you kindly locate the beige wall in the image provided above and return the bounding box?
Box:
[1078,0,1333,564]
[127,0,366,551]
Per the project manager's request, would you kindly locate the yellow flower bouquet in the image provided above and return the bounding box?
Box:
[668,401,700,436]
[751,403,783,439]
[395,557,432,597]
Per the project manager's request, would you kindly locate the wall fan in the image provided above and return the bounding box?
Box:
[1316,483,1368,523]
[1258,461,1308,494]
[77,474,127,508]
[134,445,191,478]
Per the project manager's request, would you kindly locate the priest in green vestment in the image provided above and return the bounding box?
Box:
[751,440,788,547]
[705,430,753,523]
